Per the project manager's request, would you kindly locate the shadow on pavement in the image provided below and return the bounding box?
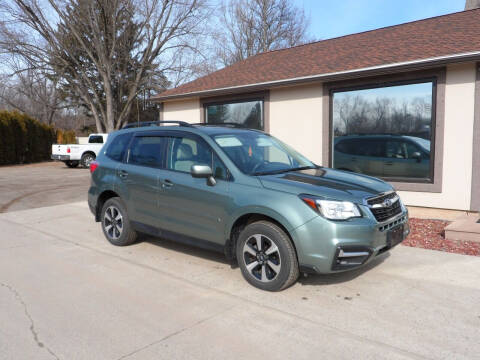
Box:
[142,236,229,265]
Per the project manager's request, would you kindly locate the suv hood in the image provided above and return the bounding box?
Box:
[258,167,393,204]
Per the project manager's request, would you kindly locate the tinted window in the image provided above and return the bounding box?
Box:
[335,139,384,157]
[128,136,165,168]
[205,100,263,130]
[89,135,104,143]
[105,133,132,162]
[332,81,433,180]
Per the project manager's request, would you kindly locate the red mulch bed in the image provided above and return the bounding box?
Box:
[403,218,480,256]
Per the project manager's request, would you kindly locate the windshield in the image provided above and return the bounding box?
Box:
[212,132,316,175]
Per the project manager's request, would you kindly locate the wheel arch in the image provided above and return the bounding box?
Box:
[95,189,120,221]
[225,211,298,264]
[81,150,96,159]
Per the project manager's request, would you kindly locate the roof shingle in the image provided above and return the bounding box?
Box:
[155,9,480,100]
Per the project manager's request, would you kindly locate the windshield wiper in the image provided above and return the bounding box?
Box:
[252,166,317,176]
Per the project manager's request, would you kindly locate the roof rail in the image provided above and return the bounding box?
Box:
[122,121,193,129]
[191,122,246,128]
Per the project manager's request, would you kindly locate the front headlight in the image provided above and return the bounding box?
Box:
[300,195,362,220]
[317,200,361,220]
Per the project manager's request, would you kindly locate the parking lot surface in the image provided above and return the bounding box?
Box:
[1,201,479,360]
[0,162,90,213]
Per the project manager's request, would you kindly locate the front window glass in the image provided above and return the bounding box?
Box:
[205,100,263,130]
[213,132,315,175]
[332,81,433,181]
[166,136,230,180]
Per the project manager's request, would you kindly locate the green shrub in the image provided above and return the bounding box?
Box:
[0,110,57,165]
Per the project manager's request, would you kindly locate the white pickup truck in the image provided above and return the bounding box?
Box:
[51,133,108,168]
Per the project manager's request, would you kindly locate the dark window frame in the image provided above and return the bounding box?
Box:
[323,68,446,193]
[201,91,269,131]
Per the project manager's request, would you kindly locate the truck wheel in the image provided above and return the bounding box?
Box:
[65,160,79,168]
[236,221,299,291]
[81,153,95,168]
[100,197,137,246]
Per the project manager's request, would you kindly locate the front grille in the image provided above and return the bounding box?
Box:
[367,191,397,206]
[367,192,403,222]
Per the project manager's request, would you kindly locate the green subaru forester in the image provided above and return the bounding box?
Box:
[88,121,409,291]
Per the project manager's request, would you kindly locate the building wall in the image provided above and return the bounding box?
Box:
[163,99,201,124]
[160,63,477,211]
[269,83,323,164]
[398,63,476,210]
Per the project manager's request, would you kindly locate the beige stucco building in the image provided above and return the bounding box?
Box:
[155,10,480,213]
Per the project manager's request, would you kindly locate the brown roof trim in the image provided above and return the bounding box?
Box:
[153,51,480,102]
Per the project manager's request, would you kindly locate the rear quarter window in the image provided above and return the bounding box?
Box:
[89,135,104,143]
[105,133,133,162]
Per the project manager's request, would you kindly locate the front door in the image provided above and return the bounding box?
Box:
[158,134,232,246]
[382,139,430,179]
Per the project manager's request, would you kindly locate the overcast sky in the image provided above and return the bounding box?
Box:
[295,0,465,40]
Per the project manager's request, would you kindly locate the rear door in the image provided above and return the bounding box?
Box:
[116,132,167,228]
[158,132,232,246]
[335,138,384,177]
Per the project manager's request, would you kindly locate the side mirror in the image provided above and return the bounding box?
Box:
[412,152,422,163]
[191,164,216,186]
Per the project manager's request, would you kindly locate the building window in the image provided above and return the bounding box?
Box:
[205,99,264,130]
[331,80,435,182]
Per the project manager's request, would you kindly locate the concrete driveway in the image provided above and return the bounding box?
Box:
[0,162,90,213]
[1,202,479,360]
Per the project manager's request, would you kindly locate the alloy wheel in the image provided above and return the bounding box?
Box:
[243,234,281,282]
[104,206,123,240]
[84,155,94,167]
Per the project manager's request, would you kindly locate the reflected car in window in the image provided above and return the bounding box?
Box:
[333,135,430,179]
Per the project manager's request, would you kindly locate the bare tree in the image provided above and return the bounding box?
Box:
[215,0,311,66]
[0,69,63,125]
[0,0,209,132]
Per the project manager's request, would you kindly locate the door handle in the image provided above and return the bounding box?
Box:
[162,179,173,188]
[384,162,394,166]
[118,170,128,178]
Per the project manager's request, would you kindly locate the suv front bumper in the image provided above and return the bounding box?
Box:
[291,208,410,274]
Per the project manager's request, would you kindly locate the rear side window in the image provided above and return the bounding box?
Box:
[89,135,104,143]
[128,136,166,168]
[105,133,132,162]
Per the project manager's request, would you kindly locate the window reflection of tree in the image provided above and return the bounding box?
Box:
[333,85,432,140]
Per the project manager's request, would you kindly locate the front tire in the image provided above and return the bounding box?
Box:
[236,221,299,291]
[81,153,95,168]
[101,197,137,246]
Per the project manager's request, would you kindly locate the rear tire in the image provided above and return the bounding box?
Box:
[101,197,137,246]
[81,153,95,168]
[236,221,299,291]
[65,160,79,168]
